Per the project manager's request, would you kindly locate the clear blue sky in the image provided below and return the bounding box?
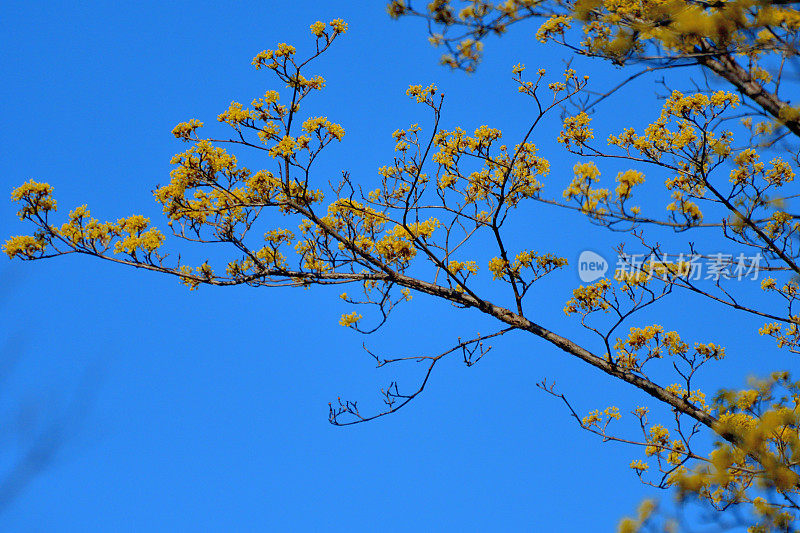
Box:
[0,1,788,531]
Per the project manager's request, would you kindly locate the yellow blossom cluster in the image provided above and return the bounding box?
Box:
[270,135,298,158]
[487,257,509,280]
[448,259,479,277]
[564,279,612,315]
[302,116,346,141]
[10,180,57,220]
[758,313,800,352]
[616,373,800,528]
[582,405,621,428]
[217,101,254,127]
[558,112,593,149]
[730,148,795,189]
[3,235,47,259]
[113,215,166,255]
[406,83,438,103]
[252,43,297,70]
[373,219,440,265]
[485,251,567,282]
[172,119,204,139]
[4,183,169,260]
[617,499,656,533]
[562,162,610,216]
[339,311,362,327]
[513,250,568,276]
[614,325,664,370]
[430,128,549,208]
[614,170,645,201]
[536,15,572,42]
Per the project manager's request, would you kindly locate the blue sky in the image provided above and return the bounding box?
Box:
[0,1,790,531]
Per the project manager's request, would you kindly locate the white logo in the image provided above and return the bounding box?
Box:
[578,250,608,283]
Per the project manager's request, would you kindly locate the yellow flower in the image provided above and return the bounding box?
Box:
[3,235,47,259]
[558,113,594,148]
[339,311,362,327]
[171,119,203,139]
[406,83,438,103]
[329,18,348,34]
[488,257,508,280]
[270,135,297,158]
[217,102,252,126]
[536,15,572,43]
[310,21,326,37]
